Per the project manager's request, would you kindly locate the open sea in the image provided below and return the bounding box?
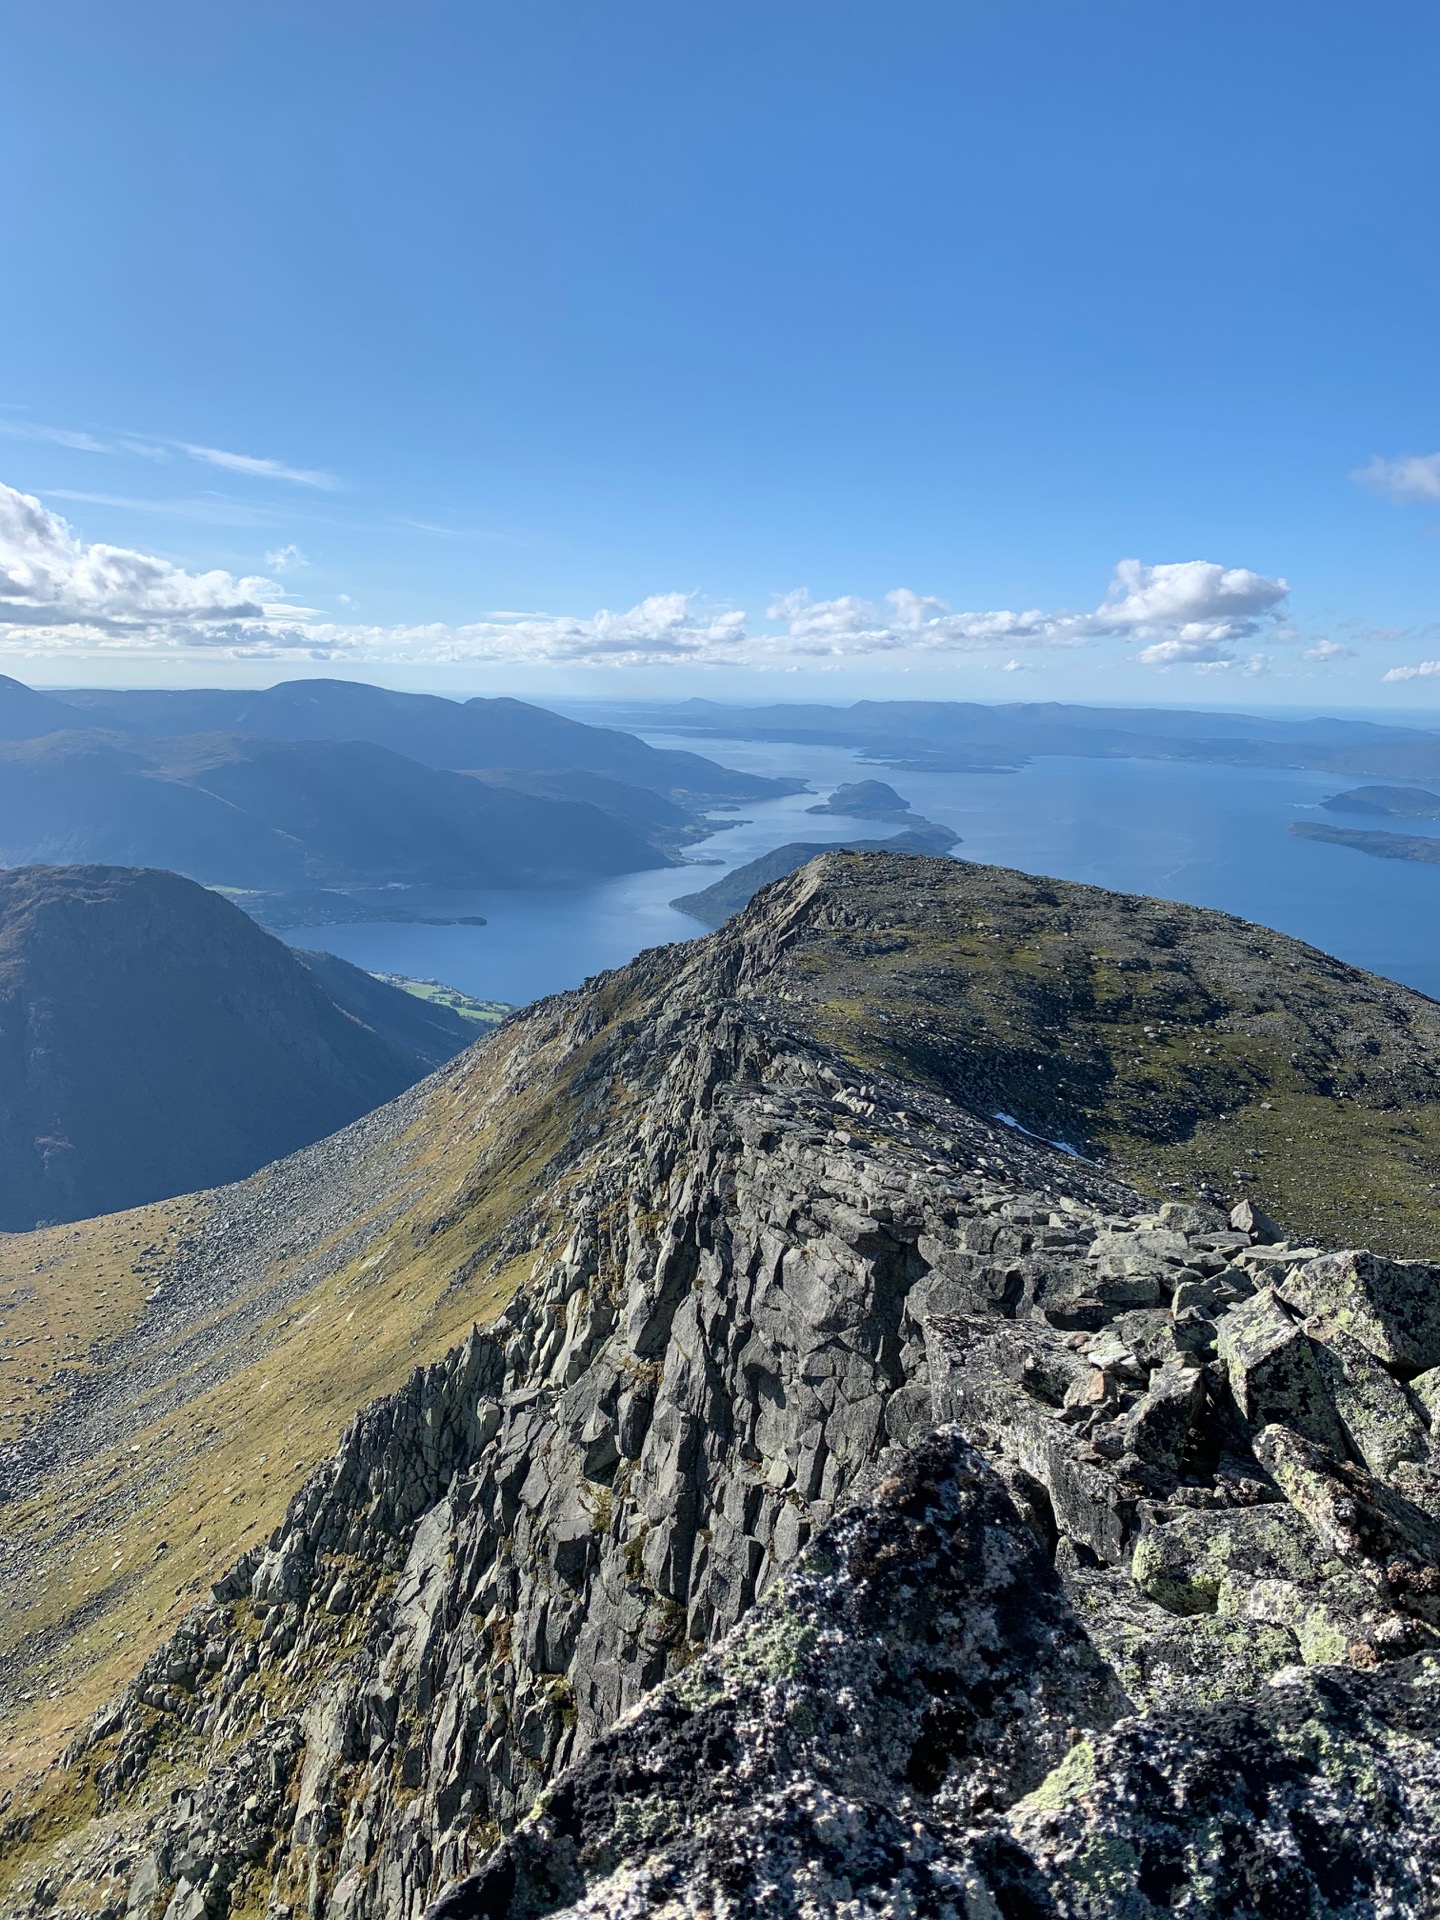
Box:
[280,734,1440,1008]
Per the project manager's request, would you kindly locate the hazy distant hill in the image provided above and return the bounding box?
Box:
[464,766,713,849]
[0,866,481,1228]
[0,677,91,740]
[25,677,799,801]
[0,730,673,890]
[1322,783,1440,819]
[598,695,1440,779]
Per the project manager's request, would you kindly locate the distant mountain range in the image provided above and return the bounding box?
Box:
[16,677,797,801]
[0,730,675,890]
[0,675,799,897]
[588,696,1440,780]
[0,865,483,1229]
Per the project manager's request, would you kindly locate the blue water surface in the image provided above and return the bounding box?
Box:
[281,736,1440,1008]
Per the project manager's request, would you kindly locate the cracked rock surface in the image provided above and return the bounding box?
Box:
[5,852,1440,1920]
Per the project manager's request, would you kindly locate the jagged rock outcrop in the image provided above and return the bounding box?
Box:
[436,1441,1440,1920]
[6,853,1440,1919]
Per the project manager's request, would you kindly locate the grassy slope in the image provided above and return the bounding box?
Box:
[0,980,640,1804]
[765,853,1440,1257]
[379,975,512,1026]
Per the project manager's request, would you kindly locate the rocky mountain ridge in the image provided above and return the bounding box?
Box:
[4,853,1440,1917]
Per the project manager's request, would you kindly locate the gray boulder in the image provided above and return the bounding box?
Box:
[1215,1289,1348,1451]
[1280,1248,1440,1372]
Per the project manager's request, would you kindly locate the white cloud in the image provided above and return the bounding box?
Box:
[1383,661,1440,682]
[0,483,273,638]
[321,594,752,667]
[182,445,340,490]
[0,489,1293,672]
[1352,453,1440,505]
[1096,558,1288,640]
[1302,640,1355,662]
[760,560,1288,665]
[1133,637,1237,667]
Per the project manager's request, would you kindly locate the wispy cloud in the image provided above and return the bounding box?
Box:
[181,444,341,490]
[1352,453,1440,505]
[392,516,527,545]
[264,543,309,573]
[0,419,170,461]
[1303,640,1356,662]
[0,412,340,490]
[1383,661,1440,682]
[45,489,288,528]
[0,421,116,455]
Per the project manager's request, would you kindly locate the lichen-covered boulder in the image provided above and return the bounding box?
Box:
[1281,1247,1440,1372]
[1306,1316,1432,1478]
[1123,1360,1206,1473]
[1003,1658,1440,1919]
[431,1429,1128,1920]
[1254,1423,1440,1629]
[1215,1288,1347,1450]
[1128,1499,1416,1668]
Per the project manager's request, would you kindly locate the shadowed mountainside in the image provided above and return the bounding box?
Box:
[0,732,674,891]
[0,865,480,1229]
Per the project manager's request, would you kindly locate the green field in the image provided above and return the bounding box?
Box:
[373,972,512,1026]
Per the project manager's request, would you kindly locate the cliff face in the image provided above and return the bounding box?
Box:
[5,853,1440,1920]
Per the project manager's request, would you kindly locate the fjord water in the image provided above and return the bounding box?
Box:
[282,734,1440,1006]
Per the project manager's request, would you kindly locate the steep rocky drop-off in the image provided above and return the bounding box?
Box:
[5,852,1440,1918]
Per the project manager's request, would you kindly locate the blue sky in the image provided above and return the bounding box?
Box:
[1,0,1438,705]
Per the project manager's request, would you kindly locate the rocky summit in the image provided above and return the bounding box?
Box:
[4,852,1440,1919]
